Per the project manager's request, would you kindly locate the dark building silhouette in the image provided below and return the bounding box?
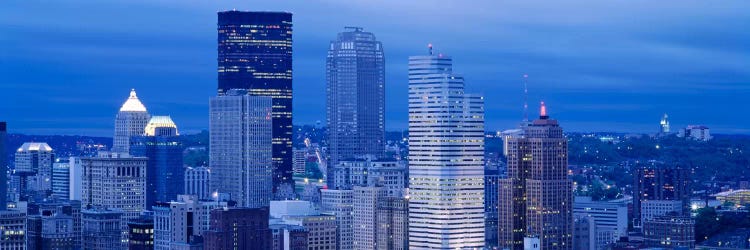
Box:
[204,207,270,250]
[632,162,691,226]
[270,224,308,250]
[217,11,293,189]
[499,103,573,250]
[130,116,184,207]
[128,214,155,250]
[0,122,6,210]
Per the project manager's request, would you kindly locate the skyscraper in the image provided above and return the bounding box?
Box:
[407,50,486,249]
[15,142,55,198]
[0,122,7,210]
[130,115,184,207]
[217,11,293,188]
[498,103,573,250]
[209,90,273,207]
[326,27,386,174]
[113,89,151,153]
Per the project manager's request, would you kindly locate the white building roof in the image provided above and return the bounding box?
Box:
[17,142,53,152]
[119,89,148,112]
[144,115,178,136]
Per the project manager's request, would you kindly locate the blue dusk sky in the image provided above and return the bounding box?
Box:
[1,0,748,136]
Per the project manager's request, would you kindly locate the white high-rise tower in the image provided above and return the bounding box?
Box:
[407,48,485,249]
[113,89,150,153]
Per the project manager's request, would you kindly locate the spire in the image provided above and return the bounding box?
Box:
[540,101,548,119]
[120,88,148,112]
[428,43,433,55]
[523,74,529,122]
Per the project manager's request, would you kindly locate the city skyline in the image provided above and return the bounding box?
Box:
[2,1,748,136]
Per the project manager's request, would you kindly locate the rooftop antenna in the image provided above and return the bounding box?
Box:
[523,74,529,123]
[428,43,433,55]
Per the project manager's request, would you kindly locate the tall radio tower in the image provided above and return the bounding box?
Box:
[523,74,529,123]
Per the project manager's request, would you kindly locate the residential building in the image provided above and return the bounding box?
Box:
[209,90,273,207]
[217,11,294,188]
[113,89,151,153]
[326,27,386,173]
[499,103,573,250]
[331,157,406,197]
[292,149,307,175]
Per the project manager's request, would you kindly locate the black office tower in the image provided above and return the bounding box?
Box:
[0,122,6,210]
[218,11,293,188]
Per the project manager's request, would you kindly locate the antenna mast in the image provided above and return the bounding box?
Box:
[523,74,529,122]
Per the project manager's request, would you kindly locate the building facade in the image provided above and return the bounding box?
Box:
[633,163,691,227]
[217,11,294,188]
[26,199,82,249]
[184,167,211,200]
[204,207,271,250]
[0,122,7,210]
[130,115,184,207]
[642,214,695,249]
[0,210,27,249]
[498,103,573,250]
[485,166,501,249]
[51,159,71,200]
[153,195,229,250]
[81,208,123,250]
[353,186,386,250]
[209,91,273,208]
[113,89,151,153]
[376,197,408,250]
[320,189,354,250]
[128,214,155,250]
[81,152,147,232]
[14,142,55,198]
[407,52,486,249]
[572,196,628,249]
[326,27,386,172]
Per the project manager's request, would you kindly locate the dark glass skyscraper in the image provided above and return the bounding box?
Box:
[218,11,293,188]
[0,122,6,210]
[326,27,385,174]
[130,116,184,207]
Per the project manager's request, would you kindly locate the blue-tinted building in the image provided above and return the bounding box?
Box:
[131,116,184,207]
[217,11,293,189]
[485,166,500,249]
[326,27,386,178]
